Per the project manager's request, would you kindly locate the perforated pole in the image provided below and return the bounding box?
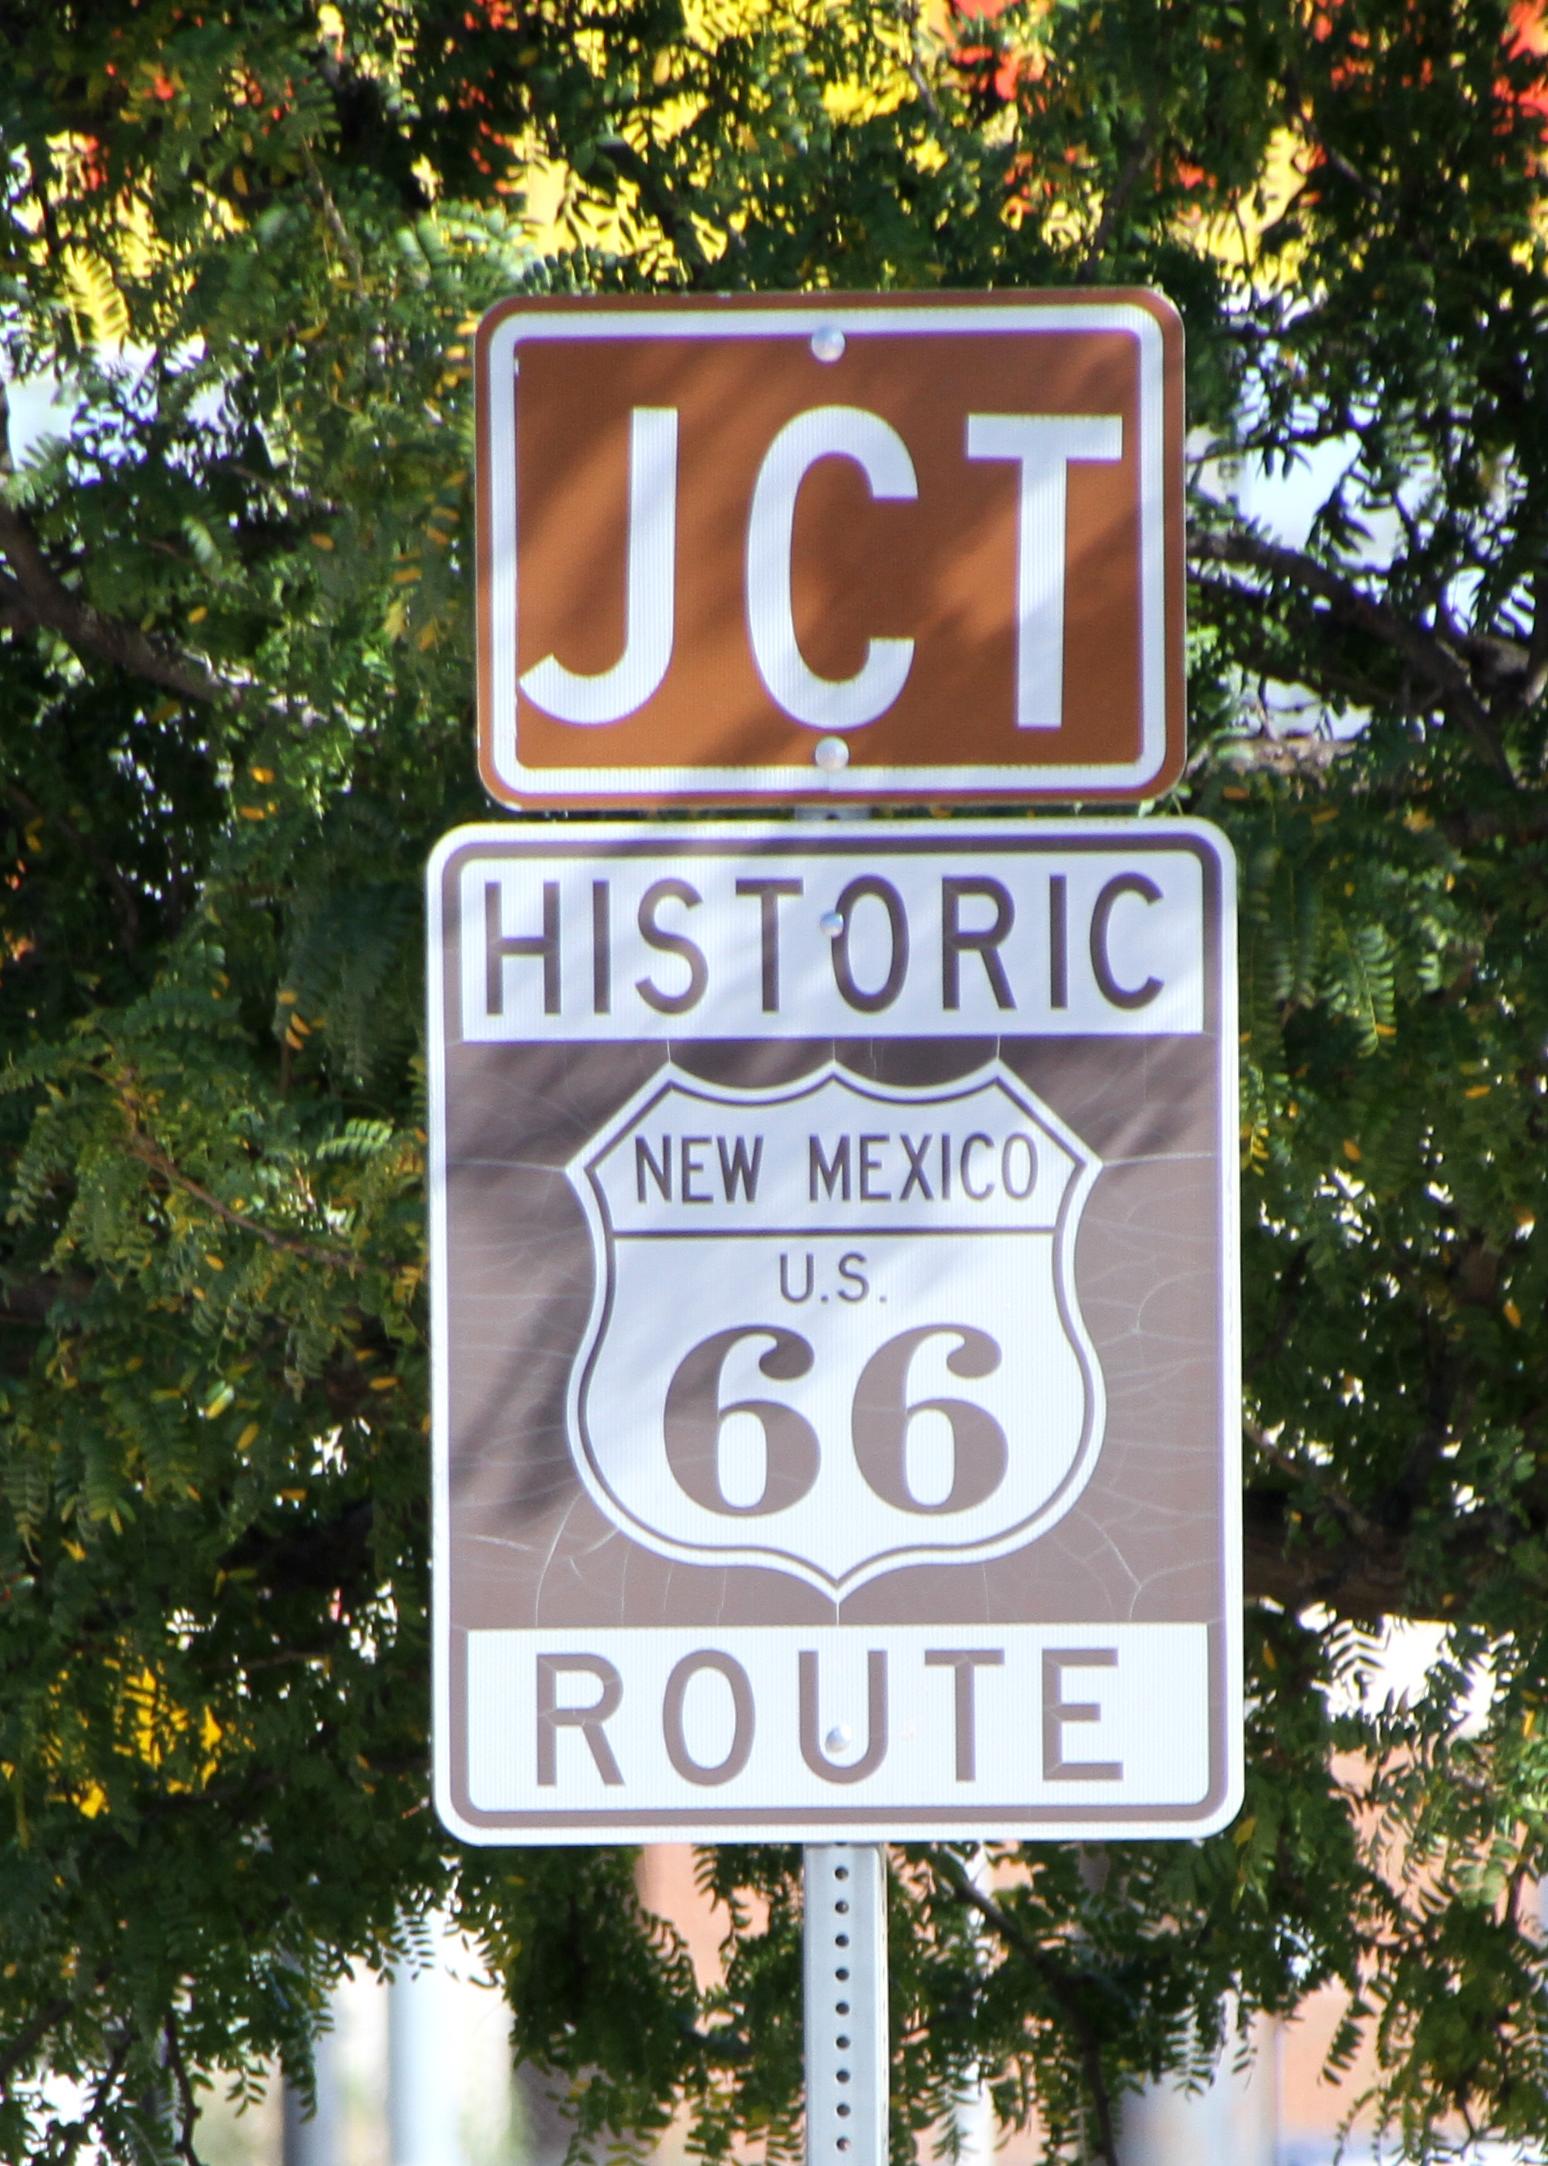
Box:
[804,1845,889,2166]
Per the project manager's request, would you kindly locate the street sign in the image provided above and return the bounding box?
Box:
[428,818,1240,1842]
[474,292,1184,809]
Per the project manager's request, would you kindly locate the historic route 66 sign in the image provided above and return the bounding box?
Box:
[570,1064,1103,1593]
[429,819,1240,1841]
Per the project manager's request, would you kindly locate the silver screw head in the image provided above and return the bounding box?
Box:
[811,326,846,363]
[814,735,849,772]
[825,1723,853,1751]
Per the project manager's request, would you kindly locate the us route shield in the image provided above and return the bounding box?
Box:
[428,819,1240,1841]
[570,1062,1104,1594]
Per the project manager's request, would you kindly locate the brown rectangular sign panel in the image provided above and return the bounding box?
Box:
[429,819,1240,1841]
[474,293,1185,808]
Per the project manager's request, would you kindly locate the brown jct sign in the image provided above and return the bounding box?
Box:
[429,819,1240,1841]
[474,294,1184,807]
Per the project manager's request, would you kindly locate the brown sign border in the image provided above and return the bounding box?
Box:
[473,292,1186,810]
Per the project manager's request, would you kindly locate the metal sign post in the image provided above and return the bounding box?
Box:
[804,1847,889,2166]
[433,284,1240,2166]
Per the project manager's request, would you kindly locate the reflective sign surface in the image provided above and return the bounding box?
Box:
[429,820,1240,1842]
[475,294,1185,805]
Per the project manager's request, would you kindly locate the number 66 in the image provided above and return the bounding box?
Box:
[662,1324,1007,1519]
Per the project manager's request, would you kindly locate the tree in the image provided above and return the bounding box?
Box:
[0,0,1546,2159]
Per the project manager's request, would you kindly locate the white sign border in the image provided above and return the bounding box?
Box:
[427,818,1241,1844]
[477,301,1172,803]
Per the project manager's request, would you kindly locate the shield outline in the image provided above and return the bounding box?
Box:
[565,1058,1107,1594]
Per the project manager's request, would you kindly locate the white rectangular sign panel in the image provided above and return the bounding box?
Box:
[429,819,1240,1841]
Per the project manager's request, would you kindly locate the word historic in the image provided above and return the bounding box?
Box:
[460,840,1207,1041]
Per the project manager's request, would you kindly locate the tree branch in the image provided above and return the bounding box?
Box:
[1194,569,1421,717]
[1243,1484,1422,1620]
[1078,126,1156,282]
[300,142,368,302]
[162,2010,200,2166]
[0,1996,70,2094]
[929,1851,1121,2166]
[0,1271,91,1326]
[1246,1420,1379,1543]
[1189,527,1510,772]
[1524,570,1548,713]
[588,135,712,276]
[1,780,140,950]
[118,1116,356,1271]
[0,504,225,706]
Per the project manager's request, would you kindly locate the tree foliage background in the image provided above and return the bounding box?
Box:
[1,0,1547,2159]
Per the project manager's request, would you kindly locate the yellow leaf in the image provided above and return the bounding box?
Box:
[1342,1139,1362,1162]
[1505,1301,1523,1329]
[204,1253,225,1271]
[250,766,275,784]
[1221,784,1249,800]
[310,533,335,550]
[1233,1816,1257,1846]
[1465,1083,1492,1099]
[235,1422,259,1454]
[392,566,421,585]
[1311,807,1338,825]
[76,1783,108,1820]
[187,604,209,624]
[61,247,130,346]
[277,989,298,1006]
[369,1376,399,1392]
[237,805,266,820]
